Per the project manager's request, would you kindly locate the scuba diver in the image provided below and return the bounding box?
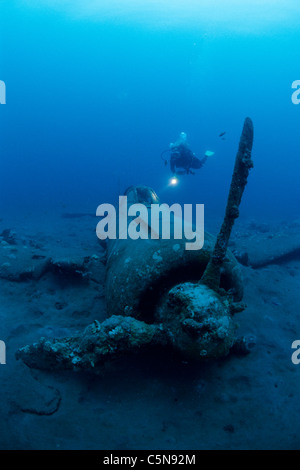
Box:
[161,132,214,177]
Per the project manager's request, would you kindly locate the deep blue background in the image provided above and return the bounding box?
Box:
[0,1,299,219]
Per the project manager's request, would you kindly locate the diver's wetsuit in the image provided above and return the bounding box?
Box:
[170,143,207,175]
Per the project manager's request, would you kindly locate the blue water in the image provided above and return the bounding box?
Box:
[1,1,299,220]
[2,1,300,452]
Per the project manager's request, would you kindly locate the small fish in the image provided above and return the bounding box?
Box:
[219,131,226,137]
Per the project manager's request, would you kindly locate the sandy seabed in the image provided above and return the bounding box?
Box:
[0,211,299,450]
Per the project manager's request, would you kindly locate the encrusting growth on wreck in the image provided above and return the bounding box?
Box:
[201,117,254,291]
[16,118,254,372]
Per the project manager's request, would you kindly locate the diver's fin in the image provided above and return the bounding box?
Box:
[205,150,215,157]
